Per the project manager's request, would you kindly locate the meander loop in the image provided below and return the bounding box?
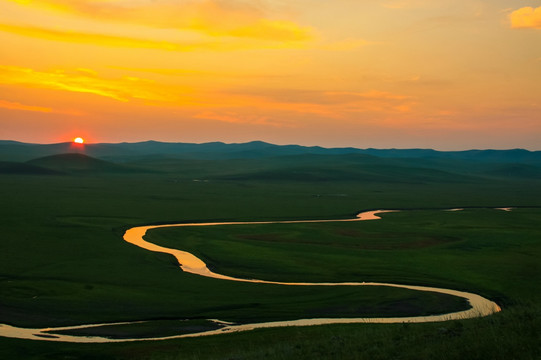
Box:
[0,210,501,343]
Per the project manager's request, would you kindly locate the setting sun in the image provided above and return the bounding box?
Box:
[73,137,84,144]
[0,0,539,150]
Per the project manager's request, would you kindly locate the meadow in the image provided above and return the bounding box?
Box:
[0,150,540,359]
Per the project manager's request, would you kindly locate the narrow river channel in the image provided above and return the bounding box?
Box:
[0,210,502,343]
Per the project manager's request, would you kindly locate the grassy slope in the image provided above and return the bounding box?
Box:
[0,161,63,175]
[0,155,540,359]
[149,208,541,304]
[0,176,471,328]
[27,153,147,174]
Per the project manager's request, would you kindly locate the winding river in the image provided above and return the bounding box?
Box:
[0,210,502,343]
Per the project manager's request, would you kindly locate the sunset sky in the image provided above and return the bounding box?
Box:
[1,0,540,149]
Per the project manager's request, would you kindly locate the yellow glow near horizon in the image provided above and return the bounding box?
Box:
[73,137,84,144]
[0,0,539,149]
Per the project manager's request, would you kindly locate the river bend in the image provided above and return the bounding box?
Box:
[0,210,502,343]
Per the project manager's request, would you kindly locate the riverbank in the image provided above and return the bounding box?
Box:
[0,209,501,343]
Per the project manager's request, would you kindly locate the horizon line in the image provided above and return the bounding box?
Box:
[0,139,539,152]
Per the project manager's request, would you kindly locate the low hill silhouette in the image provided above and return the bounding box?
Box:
[27,153,142,174]
[0,161,63,175]
[213,153,477,183]
[1,140,540,164]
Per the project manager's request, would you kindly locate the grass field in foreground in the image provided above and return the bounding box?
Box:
[0,162,540,359]
[2,308,539,360]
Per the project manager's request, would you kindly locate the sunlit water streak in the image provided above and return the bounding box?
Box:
[0,210,502,343]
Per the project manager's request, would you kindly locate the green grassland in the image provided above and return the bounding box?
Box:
[0,152,540,359]
[148,208,541,303]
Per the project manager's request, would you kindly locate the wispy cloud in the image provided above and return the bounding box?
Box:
[0,65,176,102]
[319,38,375,51]
[0,23,307,51]
[234,89,413,108]
[382,0,428,9]
[109,66,291,80]
[509,6,541,29]
[7,0,314,42]
[195,88,416,124]
[324,90,411,101]
[0,64,415,122]
[0,99,83,115]
[194,111,288,127]
[1,99,49,113]
[0,23,205,51]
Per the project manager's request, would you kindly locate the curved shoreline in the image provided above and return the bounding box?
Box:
[0,210,502,343]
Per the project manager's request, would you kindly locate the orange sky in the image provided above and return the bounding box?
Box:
[1,0,540,149]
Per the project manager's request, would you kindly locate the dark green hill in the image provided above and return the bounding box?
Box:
[0,161,63,175]
[121,152,538,183]
[208,153,479,184]
[483,164,541,179]
[26,153,144,174]
[0,141,76,162]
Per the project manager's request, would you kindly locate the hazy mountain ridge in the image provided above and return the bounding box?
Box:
[1,140,540,182]
[1,140,540,163]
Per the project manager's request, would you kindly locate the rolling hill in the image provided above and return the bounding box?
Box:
[0,161,62,175]
[0,140,540,182]
[26,153,145,174]
[1,140,540,164]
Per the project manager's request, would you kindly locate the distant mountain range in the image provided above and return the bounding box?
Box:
[1,140,540,164]
[1,140,540,181]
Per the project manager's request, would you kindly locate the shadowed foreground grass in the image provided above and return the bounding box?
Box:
[0,302,538,360]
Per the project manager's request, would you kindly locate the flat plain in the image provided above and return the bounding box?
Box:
[0,142,540,359]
